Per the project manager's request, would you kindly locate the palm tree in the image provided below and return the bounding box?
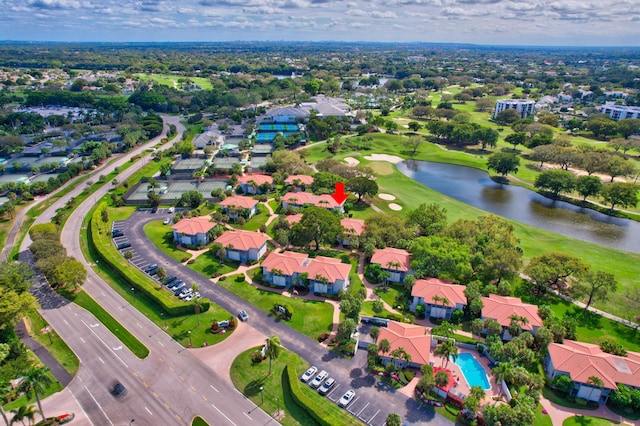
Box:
[434,340,458,368]
[11,404,38,426]
[587,376,604,401]
[469,385,486,401]
[379,338,391,357]
[369,326,380,342]
[17,367,52,422]
[264,335,281,376]
[491,362,512,398]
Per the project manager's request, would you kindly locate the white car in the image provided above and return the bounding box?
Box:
[163,217,171,225]
[310,370,328,389]
[167,207,175,213]
[318,377,336,395]
[301,366,317,383]
[338,389,355,407]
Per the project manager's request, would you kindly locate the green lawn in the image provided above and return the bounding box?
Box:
[191,417,210,426]
[187,252,238,278]
[69,290,150,358]
[24,309,79,376]
[541,387,598,411]
[236,206,270,231]
[135,73,213,90]
[563,415,619,426]
[3,369,63,412]
[217,274,334,340]
[231,347,319,426]
[143,220,192,262]
[534,404,553,426]
[373,285,402,310]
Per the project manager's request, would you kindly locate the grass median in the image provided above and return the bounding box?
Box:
[24,309,79,376]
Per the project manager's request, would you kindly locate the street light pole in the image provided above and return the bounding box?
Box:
[260,386,264,405]
[188,330,192,347]
[131,287,136,305]
[161,312,167,329]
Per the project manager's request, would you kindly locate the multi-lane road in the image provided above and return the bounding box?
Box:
[19,115,449,425]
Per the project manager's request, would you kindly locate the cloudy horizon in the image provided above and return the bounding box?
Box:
[1,0,639,47]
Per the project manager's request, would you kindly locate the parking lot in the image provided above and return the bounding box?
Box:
[111,209,194,300]
[302,366,388,426]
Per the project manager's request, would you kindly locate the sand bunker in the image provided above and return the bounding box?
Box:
[344,157,360,166]
[378,193,396,201]
[388,203,403,211]
[363,154,404,164]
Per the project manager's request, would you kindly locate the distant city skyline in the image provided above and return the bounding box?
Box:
[1,0,639,47]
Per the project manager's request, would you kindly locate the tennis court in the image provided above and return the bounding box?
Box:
[124,179,229,202]
[173,158,207,171]
[258,123,299,132]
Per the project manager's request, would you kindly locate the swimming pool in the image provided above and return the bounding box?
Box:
[453,352,491,390]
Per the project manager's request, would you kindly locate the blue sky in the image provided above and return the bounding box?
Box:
[1,0,639,46]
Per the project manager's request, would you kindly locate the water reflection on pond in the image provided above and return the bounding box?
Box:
[397,160,638,254]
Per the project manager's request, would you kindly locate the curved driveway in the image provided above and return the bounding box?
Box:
[124,212,449,426]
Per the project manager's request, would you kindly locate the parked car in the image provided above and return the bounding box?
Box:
[178,289,192,299]
[116,242,131,250]
[318,377,336,395]
[112,229,124,238]
[238,310,249,321]
[172,283,186,295]
[151,207,158,213]
[163,217,171,225]
[338,389,355,407]
[110,382,127,398]
[310,370,328,389]
[144,264,158,273]
[167,207,175,213]
[164,276,177,285]
[167,280,183,289]
[183,295,193,301]
[301,366,317,383]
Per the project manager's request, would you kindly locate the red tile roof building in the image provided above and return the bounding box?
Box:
[284,175,314,186]
[219,195,259,219]
[481,294,543,340]
[261,250,351,294]
[171,217,217,246]
[370,247,412,283]
[281,191,345,212]
[377,321,431,367]
[546,340,640,402]
[213,230,269,262]
[410,278,467,319]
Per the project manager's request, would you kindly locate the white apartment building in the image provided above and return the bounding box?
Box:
[494,99,536,119]
[599,102,640,120]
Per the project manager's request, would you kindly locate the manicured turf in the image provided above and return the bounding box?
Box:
[191,417,210,426]
[143,220,192,262]
[236,206,270,231]
[217,274,334,340]
[563,415,619,426]
[534,404,553,426]
[71,290,150,358]
[541,387,598,411]
[230,347,319,426]
[25,309,79,376]
[187,252,238,278]
[3,369,63,412]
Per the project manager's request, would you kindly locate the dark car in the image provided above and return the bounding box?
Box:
[110,382,127,398]
[144,264,158,273]
[112,229,124,238]
[164,276,177,285]
[151,206,158,213]
[116,242,131,250]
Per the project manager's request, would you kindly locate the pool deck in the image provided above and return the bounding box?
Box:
[432,348,502,406]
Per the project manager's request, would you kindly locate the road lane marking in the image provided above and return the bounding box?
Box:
[74,312,78,316]
[80,337,85,343]
[90,323,99,328]
[118,307,123,312]
[169,366,174,372]
[81,319,128,368]
[243,412,252,420]
[164,403,170,409]
[202,396,208,401]
[158,341,164,347]
[176,414,182,422]
[191,385,197,391]
[179,375,185,381]
[143,381,148,388]
[210,385,219,393]
[70,388,95,426]
[113,346,123,351]
[136,322,142,328]
[83,385,114,426]
[63,319,69,325]
[357,402,369,416]
[211,403,237,426]
[368,409,380,424]
[153,392,158,398]
[97,357,104,364]
[145,407,152,415]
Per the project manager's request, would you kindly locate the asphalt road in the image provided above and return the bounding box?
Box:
[123,211,450,426]
[20,114,450,425]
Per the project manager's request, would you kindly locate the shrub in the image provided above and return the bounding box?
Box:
[575,398,588,406]
[318,333,329,342]
[219,276,227,281]
[405,370,415,381]
[251,350,264,363]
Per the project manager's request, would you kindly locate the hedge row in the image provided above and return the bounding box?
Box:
[90,202,210,316]
[285,362,363,426]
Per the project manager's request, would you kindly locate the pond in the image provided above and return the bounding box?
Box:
[397,160,640,254]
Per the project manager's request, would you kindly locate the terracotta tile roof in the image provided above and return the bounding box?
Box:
[237,174,273,185]
[282,191,344,208]
[480,294,543,330]
[219,195,258,210]
[411,278,466,308]
[370,247,412,272]
[284,213,303,225]
[171,217,216,235]
[213,230,269,251]
[341,218,365,236]
[285,175,314,185]
[261,251,351,283]
[378,321,431,365]
[548,340,640,390]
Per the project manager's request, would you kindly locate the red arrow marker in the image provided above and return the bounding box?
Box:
[330,182,349,204]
